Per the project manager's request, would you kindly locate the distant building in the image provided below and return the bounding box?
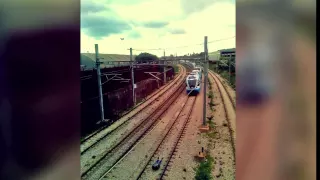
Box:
[219,48,235,59]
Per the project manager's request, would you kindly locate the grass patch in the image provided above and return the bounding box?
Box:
[208,102,214,110]
[206,117,217,138]
[208,91,214,99]
[208,90,215,110]
[207,119,215,130]
[195,154,214,180]
[206,116,216,133]
[208,78,212,90]
[207,131,217,139]
[208,98,215,110]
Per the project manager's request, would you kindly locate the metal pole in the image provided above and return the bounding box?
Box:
[203,36,208,126]
[163,50,166,84]
[130,47,136,105]
[95,44,104,121]
[229,54,232,84]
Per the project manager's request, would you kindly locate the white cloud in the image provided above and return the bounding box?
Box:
[81,0,235,57]
[110,0,184,22]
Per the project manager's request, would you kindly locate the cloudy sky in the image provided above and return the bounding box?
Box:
[81,0,235,57]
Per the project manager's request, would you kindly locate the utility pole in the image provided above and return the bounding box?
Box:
[163,50,166,84]
[202,36,208,126]
[130,47,136,105]
[95,44,104,122]
[229,53,232,84]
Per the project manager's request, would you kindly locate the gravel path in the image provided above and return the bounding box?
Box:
[102,93,189,180]
[81,66,186,175]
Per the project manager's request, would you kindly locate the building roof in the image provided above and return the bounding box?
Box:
[219,48,236,54]
[208,51,220,61]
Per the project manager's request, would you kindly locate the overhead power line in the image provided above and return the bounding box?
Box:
[133,36,235,51]
[207,36,235,44]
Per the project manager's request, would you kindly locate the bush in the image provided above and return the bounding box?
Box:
[208,91,214,99]
[195,155,214,180]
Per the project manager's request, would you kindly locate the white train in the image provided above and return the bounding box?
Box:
[191,69,201,80]
[194,66,203,73]
[186,72,201,95]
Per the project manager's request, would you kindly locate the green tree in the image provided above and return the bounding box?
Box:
[135,52,159,63]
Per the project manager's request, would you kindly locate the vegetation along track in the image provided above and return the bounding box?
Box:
[136,96,197,180]
[81,66,185,156]
[208,71,236,160]
[81,73,188,180]
[81,65,185,144]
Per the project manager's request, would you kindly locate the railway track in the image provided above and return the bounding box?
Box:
[80,66,186,157]
[209,70,235,109]
[136,96,197,180]
[81,65,184,144]
[81,77,187,176]
[208,71,236,159]
[81,74,188,180]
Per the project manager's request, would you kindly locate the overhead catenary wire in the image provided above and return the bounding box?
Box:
[82,35,234,89]
[132,36,235,51]
[81,66,174,103]
[80,66,156,80]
